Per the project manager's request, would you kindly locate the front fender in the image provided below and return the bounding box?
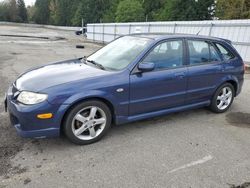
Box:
[60,89,129,120]
[63,90,115,105]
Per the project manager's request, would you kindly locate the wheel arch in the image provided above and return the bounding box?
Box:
[226,80,238,96]
[60,97,115,134]
[217,75,239,97]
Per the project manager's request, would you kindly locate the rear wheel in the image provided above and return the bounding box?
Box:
[63,100,112,145]
[210,83,235,113]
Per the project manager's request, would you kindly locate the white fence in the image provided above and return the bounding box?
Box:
[87,20,250,63]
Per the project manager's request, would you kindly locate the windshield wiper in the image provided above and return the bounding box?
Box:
[86,59,105,70]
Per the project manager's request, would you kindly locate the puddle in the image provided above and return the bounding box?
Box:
[226,112,250,128]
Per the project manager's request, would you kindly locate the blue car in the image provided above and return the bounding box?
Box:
[5,34,245,145]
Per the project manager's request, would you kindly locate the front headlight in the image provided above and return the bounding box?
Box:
[17,91,48,105]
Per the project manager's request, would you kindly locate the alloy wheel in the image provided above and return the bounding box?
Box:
[71,106,107,140]
[216,86,233,110]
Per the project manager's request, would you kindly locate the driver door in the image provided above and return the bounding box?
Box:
[129,39,188,115]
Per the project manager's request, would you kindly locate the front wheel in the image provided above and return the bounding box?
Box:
[210,83,235,113]
[63,100,112,145]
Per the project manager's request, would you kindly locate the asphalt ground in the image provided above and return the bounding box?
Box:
[0,25,250,188]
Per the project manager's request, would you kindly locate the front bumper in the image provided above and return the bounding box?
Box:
[5,86,69,138]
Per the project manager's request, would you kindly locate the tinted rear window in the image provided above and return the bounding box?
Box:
[215,43,235,61]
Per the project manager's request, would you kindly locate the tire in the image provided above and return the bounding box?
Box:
[76,45,84,49]
[75,31,82,35]
[210,83,235,113]
[63,100,112,145]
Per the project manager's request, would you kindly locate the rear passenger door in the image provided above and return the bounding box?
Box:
[186,39,223,104]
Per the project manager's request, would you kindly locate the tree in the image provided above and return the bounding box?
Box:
[195,0,215,20]
[72,0,110,26]
[154,0,215,21]
[3,0,250,25]
[27,5,36,22]
[71,1,86,26]
[50,0,77,26]
[115,0,144,22]
[7,0,19,22]
[143,0,164,21]
[48,0,57,25]
[102,0,120,23]
[0,0,21,22]
[17,0,28,22]
[0,2,9,21]
[216,0,250,19]
[71,0,94,26]
[33,0,50,24]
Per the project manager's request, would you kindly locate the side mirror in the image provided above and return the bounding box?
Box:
[138,62,155,72]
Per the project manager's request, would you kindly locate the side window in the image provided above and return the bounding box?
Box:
[215,43,235,61]
[153,42,167,53]
[142,40,183,70]
[210,44,221,62]
[188,40,221,65]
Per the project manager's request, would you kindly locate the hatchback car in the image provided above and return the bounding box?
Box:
[5,34,244,145]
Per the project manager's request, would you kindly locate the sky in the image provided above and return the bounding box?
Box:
[0,0,35,6]
[23,0,35,6]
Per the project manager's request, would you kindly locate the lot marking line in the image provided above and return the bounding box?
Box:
[168,155,213,173]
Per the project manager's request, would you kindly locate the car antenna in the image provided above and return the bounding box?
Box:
[196,26,204,35]
[196,29,201,35]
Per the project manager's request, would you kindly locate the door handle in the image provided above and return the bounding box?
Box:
[174,72,185,79]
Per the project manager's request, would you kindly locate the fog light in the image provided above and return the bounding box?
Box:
[37,113,53,119]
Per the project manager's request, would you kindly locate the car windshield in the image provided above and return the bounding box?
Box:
[87,36,152,71]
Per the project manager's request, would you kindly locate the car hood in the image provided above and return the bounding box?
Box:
[15,58,112,92]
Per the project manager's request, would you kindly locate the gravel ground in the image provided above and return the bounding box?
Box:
[0,24,250,188]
